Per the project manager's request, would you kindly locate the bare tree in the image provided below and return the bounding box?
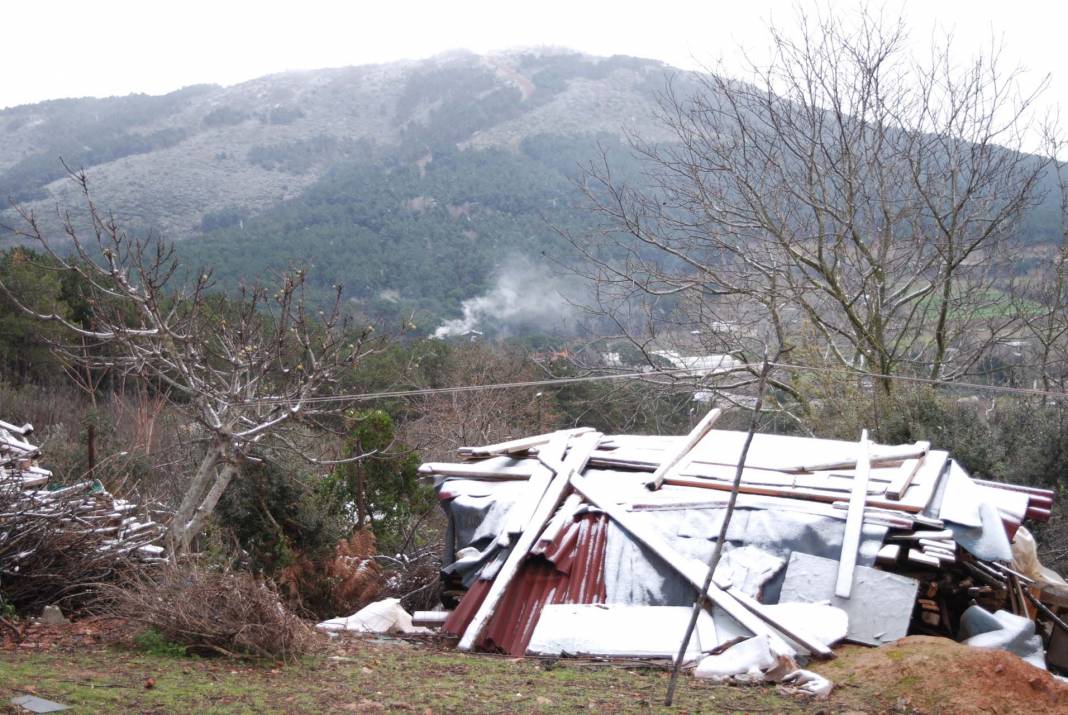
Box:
[401,342,558,461]
[1015,135,1068,394]
[571,6,1050,408]
[1,173,379,554]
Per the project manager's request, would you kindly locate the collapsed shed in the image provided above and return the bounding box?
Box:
[419,419,1065,674]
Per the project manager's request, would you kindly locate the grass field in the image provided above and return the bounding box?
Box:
[1,637,807,714]
[4,627,1066,714]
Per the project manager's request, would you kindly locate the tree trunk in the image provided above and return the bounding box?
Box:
[177,461,239,554]
[86,423,96,479]
[168,444,224,553]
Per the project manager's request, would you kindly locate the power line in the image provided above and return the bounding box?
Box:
[239,366,701,407]
[233,359,1068,408]
[768,361,1068,401]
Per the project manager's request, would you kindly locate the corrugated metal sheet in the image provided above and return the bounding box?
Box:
[442,513,608,655]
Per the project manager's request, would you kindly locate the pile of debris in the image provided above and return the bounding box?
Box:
[0,418,166,611]
[418,415,1067,686]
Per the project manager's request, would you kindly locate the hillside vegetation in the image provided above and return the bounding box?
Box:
[0,50,1061,327]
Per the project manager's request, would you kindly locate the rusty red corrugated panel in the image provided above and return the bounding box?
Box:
[440,512,609,655]
[442,578,489,636]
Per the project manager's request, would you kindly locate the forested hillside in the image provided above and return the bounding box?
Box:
[0,50,688,325]
[0,49,1060,327]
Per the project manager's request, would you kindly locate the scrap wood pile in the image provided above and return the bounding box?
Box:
[0,418,166,612]
[417,411,1068,688]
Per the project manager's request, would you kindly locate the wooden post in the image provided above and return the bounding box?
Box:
[835,430,871,599]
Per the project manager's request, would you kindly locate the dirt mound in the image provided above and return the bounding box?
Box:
[816,635,1068,714]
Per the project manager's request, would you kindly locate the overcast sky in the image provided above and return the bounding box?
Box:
[3,0,1066,119]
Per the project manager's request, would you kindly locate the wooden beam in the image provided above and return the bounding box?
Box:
[889,529,955,541]
[418,461,536,480]
[907,549,942,568]
[496,432,571,547]
[571,474,834,659]
[779,442,928,474]
[457,427,593,458]
[885,458,923,500]
[835,430,871,599]
[645,408,722,490]
[662,475,925,513]
[457,431,601,652]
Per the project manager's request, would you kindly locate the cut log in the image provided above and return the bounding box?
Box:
[876,544,901,563]
[413,611,450,628]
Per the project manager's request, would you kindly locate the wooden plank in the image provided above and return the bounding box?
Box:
[662,475,926,513]
[457,427,594,458]
[495,432,572,547]
[971,478,1056,499]
[907,549,942,568]
[678,463,887,494]
[779,442,928,473]
[496,466,551,547]
[835,430,871,599]
[890,529,955,541]
[457,432,601,652]
[418,459,536,480]
[922,547,956,562]
[917,537,956,550]
[894,451,950,512]
[876,544,901,563]
[885,458,923,500]
[645,408,722,490]
[571,474,834,659]
[534,493,583,553]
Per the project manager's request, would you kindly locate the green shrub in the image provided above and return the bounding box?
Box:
[133,628,190,658]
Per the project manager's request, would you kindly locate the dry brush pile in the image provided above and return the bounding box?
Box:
[0,419,165,614]
[103,564,320,661]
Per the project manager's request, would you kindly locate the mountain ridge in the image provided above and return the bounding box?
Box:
[0,50,1058,331]
[0,49,684,236]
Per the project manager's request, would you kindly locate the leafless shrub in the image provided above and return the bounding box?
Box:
[376,540,442,613]
[103,564,320,661]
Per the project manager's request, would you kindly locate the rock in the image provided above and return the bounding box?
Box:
[39,605,68,626]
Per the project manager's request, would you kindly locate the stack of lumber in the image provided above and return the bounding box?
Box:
[0,419,166,564]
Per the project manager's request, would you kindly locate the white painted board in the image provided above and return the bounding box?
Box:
[527,604,717,658]
[779,551,918,646]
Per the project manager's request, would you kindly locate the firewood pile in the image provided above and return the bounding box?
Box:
[0,418,166,612]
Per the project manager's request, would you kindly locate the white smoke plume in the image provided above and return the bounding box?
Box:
[432,259,575,338]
